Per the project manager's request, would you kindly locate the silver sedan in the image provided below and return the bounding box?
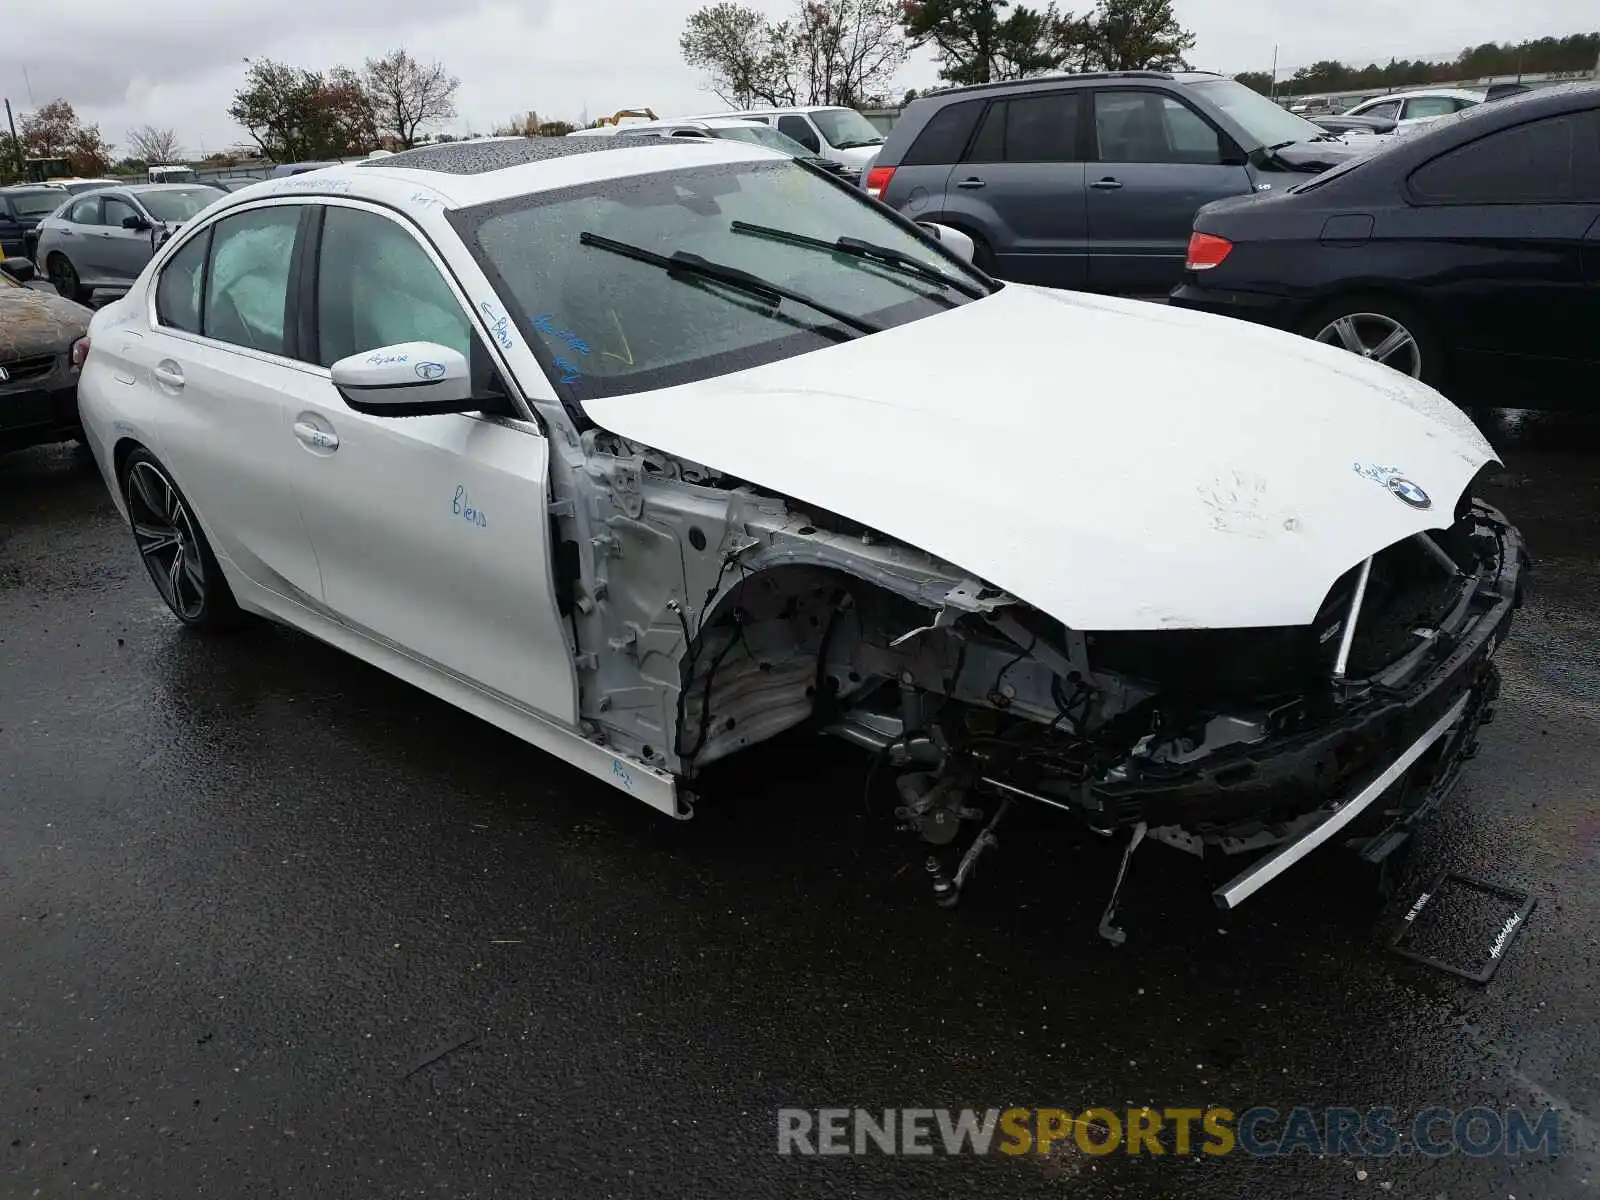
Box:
[33,183,226,304]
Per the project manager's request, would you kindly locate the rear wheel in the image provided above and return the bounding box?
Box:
[1299,295,1443,387]
[46,253,91,306]
[120,449,241,630]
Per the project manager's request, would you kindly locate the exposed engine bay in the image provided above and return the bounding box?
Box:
[546,426,1525,941]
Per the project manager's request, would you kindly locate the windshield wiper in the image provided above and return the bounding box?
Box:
[832,138,883,149]
[579,231,881,336]
[729,220,987,299]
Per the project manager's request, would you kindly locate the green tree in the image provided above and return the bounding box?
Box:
[229,58,377,161]
[903,0,1075,85]
[679,2,799,106]
[1089,0,1194,71]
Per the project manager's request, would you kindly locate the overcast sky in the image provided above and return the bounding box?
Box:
[4,0,1596,158]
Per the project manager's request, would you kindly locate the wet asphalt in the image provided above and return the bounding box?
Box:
[1,407,1597,1199]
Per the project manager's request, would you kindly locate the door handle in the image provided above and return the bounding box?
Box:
[153,362,184,390]
[293,421,339,452]
[956,177,987,189]
[1091,178,1124,190]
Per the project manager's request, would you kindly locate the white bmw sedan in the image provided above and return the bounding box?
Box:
[78,136,1524,928]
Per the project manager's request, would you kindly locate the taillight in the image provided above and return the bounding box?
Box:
[71,336,91,368]
[1185,232,1233,272]
[864,165,895,200]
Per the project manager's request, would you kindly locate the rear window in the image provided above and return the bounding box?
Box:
[901,100,985,166]
[9,190,67,217]
[454,159,983,400]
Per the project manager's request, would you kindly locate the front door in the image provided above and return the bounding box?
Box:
[288,200,578,725]
[1086,89,1254,294]
[98,195,158,286]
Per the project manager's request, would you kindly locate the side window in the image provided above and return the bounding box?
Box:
[1095,91,1223,165]
[315,205,471,368]
[1409,114,1581,205]
[154,228,210,334]
[68,197,102,225]
[777,115,822,153]
[103,197,140,229]
[1004,93,1082,163]
[203,206,301,355]
[1364,100,1402,122]
[1403,97,1460,120]
[901,99,985,166]
[965,101,1006,163]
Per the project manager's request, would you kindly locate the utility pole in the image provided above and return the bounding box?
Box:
[4,99,22,178]
[1270,44,1279,99]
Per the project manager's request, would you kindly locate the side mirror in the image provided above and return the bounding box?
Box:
[122,214,152,231]
[330,342,483,417]
[916,222,976,265]
[1,255,38,284]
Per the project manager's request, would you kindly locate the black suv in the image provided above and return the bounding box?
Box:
[863,71,1358,294]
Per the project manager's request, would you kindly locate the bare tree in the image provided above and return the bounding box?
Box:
[680,3,799,107]
[362,49,460,149]
[127,125,182,163]
[795,0,910,106]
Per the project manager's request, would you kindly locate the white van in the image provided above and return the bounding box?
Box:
[689,106,886,171]
[147,164,198,184]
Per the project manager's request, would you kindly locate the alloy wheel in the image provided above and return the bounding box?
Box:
[126,461,208,621]
[1314,312,1422,379]
[48,256,78,298]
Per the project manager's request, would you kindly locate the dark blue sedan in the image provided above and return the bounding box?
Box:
[1170,83,1600,407]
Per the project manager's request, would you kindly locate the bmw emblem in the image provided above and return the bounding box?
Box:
[414,361,447,381]
[1387,476,1431,509]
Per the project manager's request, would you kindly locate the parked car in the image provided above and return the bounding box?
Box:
[0,184,68,260]
[269,160,343,178]
[1170,83,1600,406]
[213,179,266,192]
[0,255,91,453]
[1341,88,1483,132]
[696,106,887,174]
[614,116,860,181]
[1310,113,1399,138]
[74,136,1522,923]
[33,183,226,303]
[863,70,1363,293]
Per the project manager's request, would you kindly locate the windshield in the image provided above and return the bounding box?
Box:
[714,125,816,157]
[810,107,884,148]
[1185,79,1327,148]
[10,190,67,217]
[454,159,983,400]
[138,187,224,222]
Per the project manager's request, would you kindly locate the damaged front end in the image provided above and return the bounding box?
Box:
[805,498,1525,938]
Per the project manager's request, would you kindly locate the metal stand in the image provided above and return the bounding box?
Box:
[1097,821,1148,946]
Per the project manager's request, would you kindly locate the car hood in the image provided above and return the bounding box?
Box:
[0,283,91,353]
[581,285,1497,632]
[1271,138,1367,171]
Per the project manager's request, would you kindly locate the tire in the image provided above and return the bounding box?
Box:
[1299,294,1444,388]
[46,253,92,306]
[120,448,242,630]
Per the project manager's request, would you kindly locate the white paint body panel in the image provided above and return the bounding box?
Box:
[584,284,1498,632]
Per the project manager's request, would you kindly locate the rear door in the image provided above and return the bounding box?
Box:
[288,200,578,725]
[877,98,984,224]
[59,196,107,282]
[942,90,1088,289]
[128,202,325,600]
[1398,107,1600,397]
[1086,89,1255,294]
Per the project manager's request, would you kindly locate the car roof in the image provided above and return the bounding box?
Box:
[182,135,778,217]
[910,69,1226,101]
[0,183,67,193]
[1351,88,1483,105]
